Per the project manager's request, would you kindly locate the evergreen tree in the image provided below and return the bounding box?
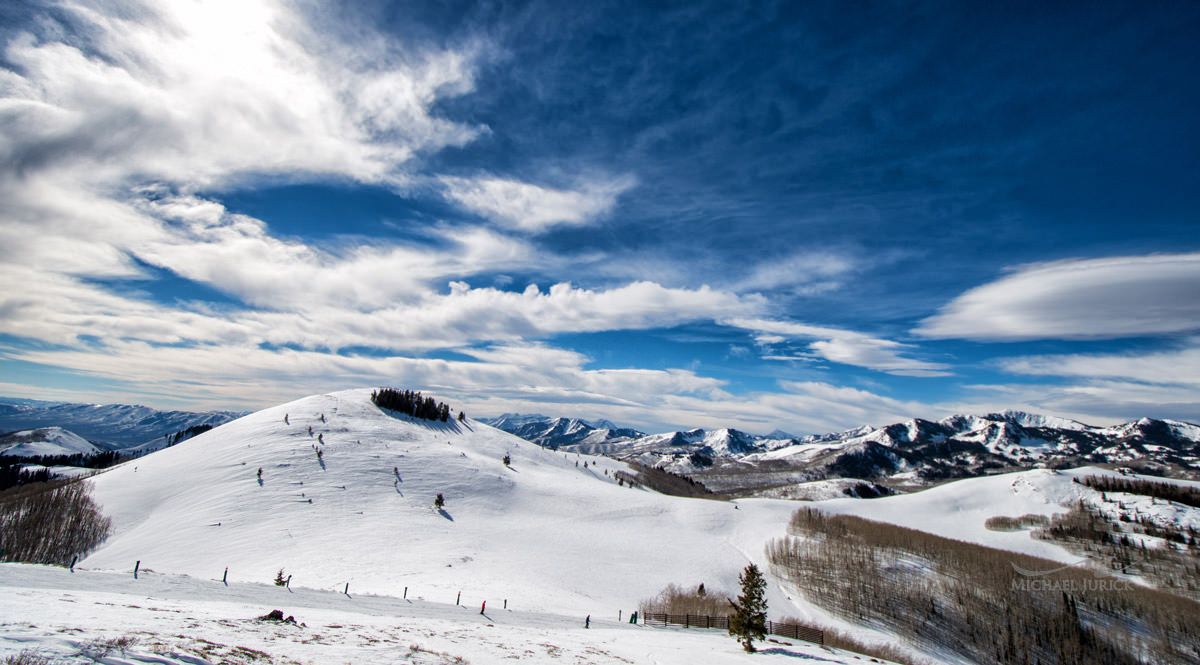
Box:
[503,453,511,466]
[434,493,445,509]
[274,569,287,586]
[728,563,768,652]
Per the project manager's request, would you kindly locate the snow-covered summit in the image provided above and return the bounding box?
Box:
[82,389,799,616]
[481,413,645,449]
[0,426,100,457]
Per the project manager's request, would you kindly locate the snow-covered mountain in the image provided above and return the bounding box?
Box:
[12,389,1200,664]
[705,412,1200,492]
[492,410,1200,493]
[0,426,100,458]
[82,390,804,618]
[480,413,645,449]
[0,398,242,450]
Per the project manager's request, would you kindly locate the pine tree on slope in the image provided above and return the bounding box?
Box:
[728,563,768,652]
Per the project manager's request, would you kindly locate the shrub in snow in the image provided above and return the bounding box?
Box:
[434,493,445,509]
[640,582,729,617]
[274,569,287,586]
[4,649,53,665]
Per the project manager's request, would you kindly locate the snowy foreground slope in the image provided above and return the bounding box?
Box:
[0,564,881,665]
[17,389,1190,663]
[81,389,803,618]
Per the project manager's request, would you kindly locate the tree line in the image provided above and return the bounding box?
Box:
[1078,474,1200,509]
[370,388,452,422]
[0,451,121,491]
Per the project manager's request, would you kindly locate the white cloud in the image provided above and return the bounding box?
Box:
[133,194,538,311]
[917,253,1200,340]
[732,252,853,293]
[0,338,939,434]
[441,174,635,232]
[2,2,1059,431]
[1001,339,1200,387]
[0,0,495,317]
[726,317,952,377]
[1,0,482,188]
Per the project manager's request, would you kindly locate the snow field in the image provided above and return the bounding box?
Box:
[0,564,888,664]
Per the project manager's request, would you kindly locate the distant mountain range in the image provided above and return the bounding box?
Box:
[484,411,1200,492]
[0,397,243,452]
[0,426,102,458]
[480,413,646,449]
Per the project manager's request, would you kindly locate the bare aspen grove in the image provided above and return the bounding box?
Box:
[766,509,1200,665]
[0,479,112,565]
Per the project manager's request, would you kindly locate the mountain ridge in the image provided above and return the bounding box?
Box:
[485,411,1200,492]
[0,397,243,449]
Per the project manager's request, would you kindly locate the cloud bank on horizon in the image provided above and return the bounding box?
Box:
[1,0,1198,433]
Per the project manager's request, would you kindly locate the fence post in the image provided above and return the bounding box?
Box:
[286,574,291,588]
[456,591,461,606]
[222,567,228,585]
[403,586,408,599]
[134,560,140,579]
[503,599,507,609]
[69,556,76,573]
[619,610,622,622]
[344,582,349,596]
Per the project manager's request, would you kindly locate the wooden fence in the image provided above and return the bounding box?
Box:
[641,613,823,646]
[766,620,824,645]
[643,613,729,629]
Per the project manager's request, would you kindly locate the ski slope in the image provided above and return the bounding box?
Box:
[82,389,804,620]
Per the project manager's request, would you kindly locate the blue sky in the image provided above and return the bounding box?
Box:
[1,0,1198,433]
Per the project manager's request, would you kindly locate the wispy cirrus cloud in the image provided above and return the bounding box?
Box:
[440,173,636,232]
[916,253,1200,341]
[1001,339,1200,387]
[726,317,952,377]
